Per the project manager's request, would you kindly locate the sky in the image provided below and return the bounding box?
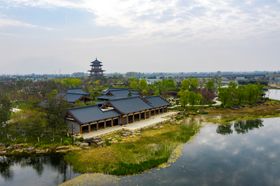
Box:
[0,0,280,74]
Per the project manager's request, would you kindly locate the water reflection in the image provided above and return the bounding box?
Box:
[0,154,79,186]
[266,89,280,100]
[0,157,13,181]
[120,118,280,186]
[216,119,264,135]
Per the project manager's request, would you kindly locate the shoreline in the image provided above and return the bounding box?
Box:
[60,100,280,186]
[0,145,81,156]
[63,100,280,176]
[2,100,280,177]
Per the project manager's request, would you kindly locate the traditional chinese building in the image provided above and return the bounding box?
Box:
[89,58,104,78]
[65,89,170,134]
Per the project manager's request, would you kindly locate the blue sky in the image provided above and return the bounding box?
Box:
[0,0,279,74]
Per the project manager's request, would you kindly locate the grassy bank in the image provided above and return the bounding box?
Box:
[204,100,280,124]
[65,122,200,175]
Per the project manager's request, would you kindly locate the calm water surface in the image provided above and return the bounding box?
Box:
[120,118,280,186]
[1,90,280,186]
[266,89,280,100]
[0,154,79,186]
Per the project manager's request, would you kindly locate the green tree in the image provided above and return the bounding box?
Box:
[55,78,82,88]
[0,94,12,127]
[139,79,148,95]
[179,90,202,110]
[128,78,139,90]
[218,87,231,107]
[181,78,199,91]
[45,90,69,141]
[86,80,104,101]
[179,90,189,111]
[218,83,264,108]
[206,79,215,92]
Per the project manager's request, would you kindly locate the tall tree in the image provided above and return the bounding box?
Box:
[181,78,199,91]
[0,94,12,127]
[179,90,202,110]
[45,90,69,141]
[139,79,148,95]
[206,79,215,92]
[128,78,139,90]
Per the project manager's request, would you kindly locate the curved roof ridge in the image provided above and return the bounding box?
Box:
[108,95,141,102]
[68,104,99,111]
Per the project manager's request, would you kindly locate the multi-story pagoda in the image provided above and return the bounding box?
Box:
[89,58,104,78]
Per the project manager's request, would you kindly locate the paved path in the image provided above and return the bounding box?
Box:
[82,111,178,139]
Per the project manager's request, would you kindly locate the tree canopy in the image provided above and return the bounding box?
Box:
[218,82,264,107]
[0,94,12,126]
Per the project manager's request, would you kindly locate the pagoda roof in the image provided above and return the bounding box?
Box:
[91,58,102,65]
[89,69,105,72]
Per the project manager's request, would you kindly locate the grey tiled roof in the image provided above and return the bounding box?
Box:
[98,94,138,100]
[67,89,89,95]
[109,97,152,114]
[65,94,84,103]
[69,105,120,124]
[98,88,139,100]
[61,89,90,103]
[146,96,170,108]
[102,88,127,94]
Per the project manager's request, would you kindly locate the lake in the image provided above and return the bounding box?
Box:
[266,89,280,100]
[0,154,79,186]
[2,118,280,186]
[120,118,280,186]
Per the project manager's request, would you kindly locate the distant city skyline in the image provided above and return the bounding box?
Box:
[0,0,280,74]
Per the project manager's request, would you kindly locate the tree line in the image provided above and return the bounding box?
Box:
[179,78,217,110]
[218,82,264,108]
[0,76,267,145]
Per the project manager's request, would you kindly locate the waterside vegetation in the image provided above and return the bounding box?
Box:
[204,99,280,124]
[65,122,200,175]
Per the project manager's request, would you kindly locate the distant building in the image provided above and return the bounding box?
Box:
[38,88,91,108]
[61,88,91,104]
[146,78,161,85]
[89,58,104,78]
[97,88,139,101]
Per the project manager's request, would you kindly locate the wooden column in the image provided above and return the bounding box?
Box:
[88,125,91,132]
[111,119,113,127]
[132,114,135,123]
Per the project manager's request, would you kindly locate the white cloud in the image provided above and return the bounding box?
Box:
[5,0,280,41]
[0,17,37,28]
[0,17,54,30]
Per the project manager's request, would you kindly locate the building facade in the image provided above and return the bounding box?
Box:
[65,93,170,134]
